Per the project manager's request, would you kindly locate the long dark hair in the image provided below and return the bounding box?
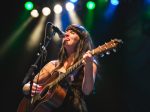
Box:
[56,24,99,69]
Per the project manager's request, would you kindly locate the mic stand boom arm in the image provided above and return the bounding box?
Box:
[22,30,56,97]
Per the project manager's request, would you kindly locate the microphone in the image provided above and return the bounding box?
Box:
[47,22,65,38]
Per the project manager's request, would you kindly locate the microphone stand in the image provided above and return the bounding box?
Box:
[22,25,56,99]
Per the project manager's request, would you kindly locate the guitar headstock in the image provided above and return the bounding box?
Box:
[91,38,123,56]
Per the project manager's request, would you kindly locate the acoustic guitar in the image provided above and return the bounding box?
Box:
[17,38,123,112]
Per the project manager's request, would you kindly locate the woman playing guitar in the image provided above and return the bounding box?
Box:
[19,24,99,112]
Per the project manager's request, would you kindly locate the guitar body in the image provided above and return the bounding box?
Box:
[17,97,53,112]
[17,85,67,112]
[17,97,32,112]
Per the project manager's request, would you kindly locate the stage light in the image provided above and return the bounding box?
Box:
[145,0,150,4]
[42,7,51,16]
[86,1,95,10]
[66,2,75,11]
[110,0,119,6]
[70,0,78,3]
[54,4,62,14]
[147,0,150,3]
[30,9,39,18]
[24,1,34,11]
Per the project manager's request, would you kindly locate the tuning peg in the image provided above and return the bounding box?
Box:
[113,48,117,52]
[106,51,110,55]
[100,53,104,57]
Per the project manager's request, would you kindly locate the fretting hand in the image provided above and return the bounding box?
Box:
[82,50,93,67]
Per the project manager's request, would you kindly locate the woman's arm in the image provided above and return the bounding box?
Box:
[22,61,57,95]
[82,52,97,95]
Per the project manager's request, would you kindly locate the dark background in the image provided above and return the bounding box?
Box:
[0,0,150,112]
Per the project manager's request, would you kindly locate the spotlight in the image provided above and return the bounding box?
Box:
[66,2,75,11]
[110,0,119,6]
[24,1,34,11]
[42,7,51,16]
[30,9,39,18]
[86,1,95,10]
[70,0,78,3]
[54,4,63,14]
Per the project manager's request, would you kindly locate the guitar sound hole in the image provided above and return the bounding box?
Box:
[40,87,49,98]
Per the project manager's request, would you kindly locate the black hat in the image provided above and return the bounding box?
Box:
[66,24,89,39]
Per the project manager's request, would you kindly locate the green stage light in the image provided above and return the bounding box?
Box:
[86,1,95,10]
[24,1,34,11]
